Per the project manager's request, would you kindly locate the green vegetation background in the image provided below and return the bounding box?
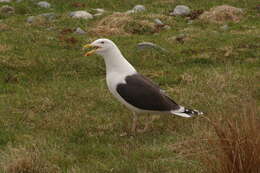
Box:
[0,0,259,172]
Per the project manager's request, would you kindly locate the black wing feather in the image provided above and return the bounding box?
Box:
[116,74,179,111]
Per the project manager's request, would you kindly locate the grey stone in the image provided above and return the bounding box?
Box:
[37,1,51,8]
[187,20,193,24]
[92,8,105,17]
[0,5,15,14]
[39,12,57,20]
[163,25,171,30]
[94,13,103,17]
[69,11,93,20]
[154,18,164,26]
[74,27,86,34]
[133,5,146,12]
[170,5,191,16]
[137,42,166,52]
[126,4,146,14]
[27,16,35,23]
[220,24,229,31]
[93,8,104,13]
[125,10,134,14]
[0,0,11,2]
[27,13,56,23]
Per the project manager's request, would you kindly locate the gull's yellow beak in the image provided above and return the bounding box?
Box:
[83,44,99,56]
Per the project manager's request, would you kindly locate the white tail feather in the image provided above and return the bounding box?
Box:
[171,106,203,118]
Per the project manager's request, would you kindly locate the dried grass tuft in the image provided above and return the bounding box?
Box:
[88,13,161,36]
[0,146,60,173]
[200,104,260,173]
[199,5,244,24]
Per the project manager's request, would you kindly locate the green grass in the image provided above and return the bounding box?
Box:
[0,0,259,172]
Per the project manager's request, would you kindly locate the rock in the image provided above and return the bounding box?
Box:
[94,13,103,17]
[170,5,191,16]
[133,5,146,12]
[0,5,15,15]
[92,8,105,17]
[27,13,56,23]
[126,4,146,14]
[154,18,164,26]
[93,8,104,13]
[39,12,57,20]
[27,16,35,23]
[163,25,171,30]
[187,20,193,24]
[74,27,86,34]
[220,24,229,31]
[137,42,166,52]
[199,5,243,24]
[26,16,47,25]
[0,0,11,2]
[37,1,51,8]
[69,11,93,19]
[125,10,134,14]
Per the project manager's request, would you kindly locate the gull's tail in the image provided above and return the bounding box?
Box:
[171,106,203,118]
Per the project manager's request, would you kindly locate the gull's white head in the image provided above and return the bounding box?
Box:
[83,38,117,57]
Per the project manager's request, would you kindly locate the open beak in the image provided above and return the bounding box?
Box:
[83,44,100,56]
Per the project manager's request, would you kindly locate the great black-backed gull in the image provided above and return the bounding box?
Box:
[83,38,203,133]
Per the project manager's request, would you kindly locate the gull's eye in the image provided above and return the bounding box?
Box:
[101,41,105,44]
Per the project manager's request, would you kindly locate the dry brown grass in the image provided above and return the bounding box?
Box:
[88,13,166,36]
[0,23,10,31]
[200,104,260,173]
[0,44,11,52]
[199,5,244,24]
[0,146,60,173]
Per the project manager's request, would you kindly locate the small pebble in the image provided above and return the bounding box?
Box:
[74,27,86,34]
[39,12,57,20]
[154,18,164,26]
[69,11,93,19]
[132,5,146,12]
[37,1,51,8]
[220,24,229,31]
[163,25,171,30]
[0,0,11,2]
[92,8,105,17]
[187,20,193,24]
[27,16,35,23]
[170,5,191,16]
[126,4,146,14]
[137,42,166,52]
[93,8,104,13]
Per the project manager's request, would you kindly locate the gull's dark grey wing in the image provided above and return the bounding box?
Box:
[116,73,180,111]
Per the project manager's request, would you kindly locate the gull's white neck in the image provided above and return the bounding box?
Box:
[99,46,136,75]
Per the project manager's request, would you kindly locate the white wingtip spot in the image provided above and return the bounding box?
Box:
[170,110,192,118]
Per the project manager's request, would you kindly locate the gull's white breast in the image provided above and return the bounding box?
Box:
[106,71,144,113]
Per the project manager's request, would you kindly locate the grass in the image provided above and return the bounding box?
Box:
[0,0,259,172]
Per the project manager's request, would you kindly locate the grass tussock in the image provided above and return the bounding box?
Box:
[0,146,60,173]
[201,105,260,173]
[199,5,244,24]
[89,13,159,36]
